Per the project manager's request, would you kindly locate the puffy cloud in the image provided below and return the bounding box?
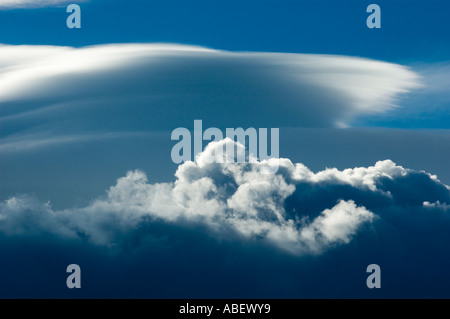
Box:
[0,43,421,153]
[1,139,448,256]
[300,200,375,247]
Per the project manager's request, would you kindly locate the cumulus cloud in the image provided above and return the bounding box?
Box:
[0,43,421,152]
[1,139,448,256]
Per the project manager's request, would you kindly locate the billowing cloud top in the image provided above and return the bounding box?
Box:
[0,43,420,152]
[1,139,449,256]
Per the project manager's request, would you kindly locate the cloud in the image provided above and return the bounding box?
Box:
[423,200,450,211]
[0,131,153,152]
[0,43,421,153]
[1,139,448,256]
[0,43,448,297]
[1,138,450,298]
[355,61,450,128]
[0,0,86,9]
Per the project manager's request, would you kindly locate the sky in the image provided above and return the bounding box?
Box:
[0,0,449,298]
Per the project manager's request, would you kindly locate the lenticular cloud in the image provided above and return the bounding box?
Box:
[0,43,420,141]
[1,140,449,256]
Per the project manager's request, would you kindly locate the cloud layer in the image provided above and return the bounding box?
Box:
[0,43,421,153]
[0,0,85,9]
[1,139,448,256]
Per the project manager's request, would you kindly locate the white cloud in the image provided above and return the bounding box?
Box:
[0,0,86,9]
[309,159,408,192]
[300,200,375,250]
[0,131,153,152]
[3,139,448,255]
[0,43,421,153]
[423,201,450,211]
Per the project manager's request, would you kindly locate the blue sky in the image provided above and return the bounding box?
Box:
[0,0,449,298]
[1,0,449,129]
[1,0,449,63]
